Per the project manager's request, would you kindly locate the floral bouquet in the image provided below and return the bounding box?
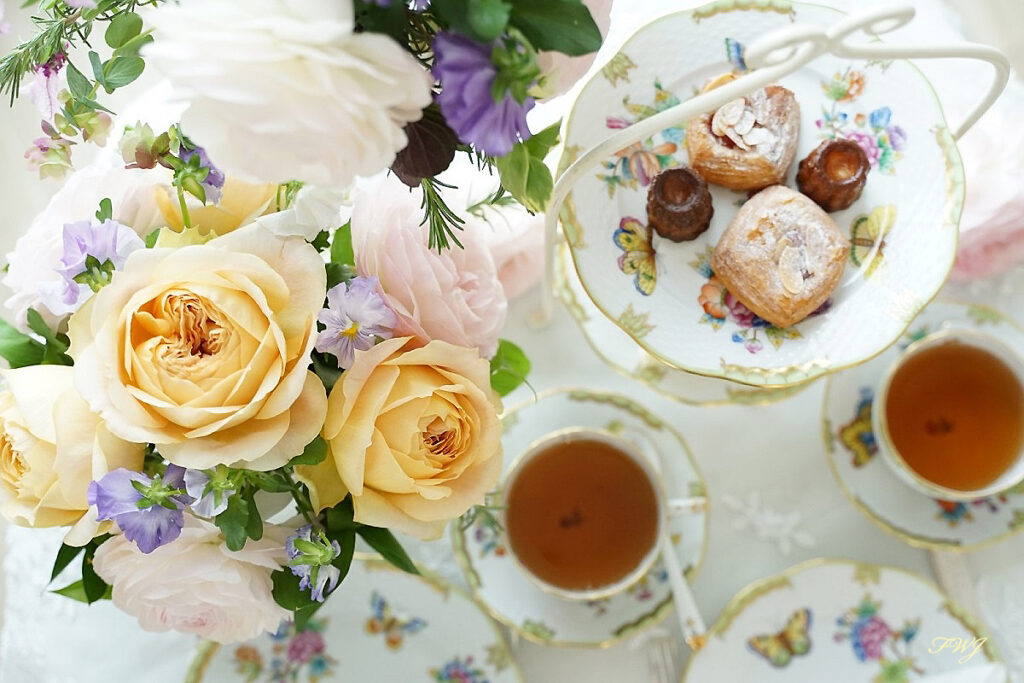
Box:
[0,0,608,644]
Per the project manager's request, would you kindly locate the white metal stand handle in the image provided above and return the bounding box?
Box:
[534,4,1010,327]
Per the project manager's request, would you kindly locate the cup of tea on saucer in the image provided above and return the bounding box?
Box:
[873,328,1024,501]
[498,427,699,602]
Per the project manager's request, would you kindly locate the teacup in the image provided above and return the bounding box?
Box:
[499,427,702,602]
[873,328,1024,501]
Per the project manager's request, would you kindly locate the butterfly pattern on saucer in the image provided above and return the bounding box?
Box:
[366,591,427,650]
[839,388,877,467]
[614,216,657,295]
[747,608,813,667]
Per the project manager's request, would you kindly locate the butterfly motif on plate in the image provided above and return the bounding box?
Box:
[748,608,812,667]
[725,37,747,72]
[366,590,427,650]
[614,216,657,296]
[839,390,878,467]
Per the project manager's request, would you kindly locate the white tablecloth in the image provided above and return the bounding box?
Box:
[3,1,1024,681]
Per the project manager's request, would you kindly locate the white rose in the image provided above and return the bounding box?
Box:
[93,517,290,643]
[0,365,144,544]
[143,0,433,187]
[3,157,167,331]
[254,185,350,241]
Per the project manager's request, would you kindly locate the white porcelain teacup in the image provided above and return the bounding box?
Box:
[498,427,703,602]
[873,328,1024,501]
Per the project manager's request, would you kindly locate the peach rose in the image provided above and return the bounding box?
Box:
[68,224,327,471]
[350,174,507,358]
[0,365,144,544]
[93,516,290,643]
[298,336,502,540]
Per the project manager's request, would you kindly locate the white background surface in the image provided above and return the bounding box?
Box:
[1,1,1024,681]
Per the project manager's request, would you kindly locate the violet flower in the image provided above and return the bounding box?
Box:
[88,466,193,554]
[433,32,534,156]
[25,136,73,180]
[180,145,225,204]
[183,467,235,518]
[286,525,342,602]
[314,277,397,368]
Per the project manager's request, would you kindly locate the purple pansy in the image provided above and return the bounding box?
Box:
[88,466,193,554]
[40,218,145,316]
[180,145,225,204]
[433,32,534,156]
[314,277,397,369]
[286,525,342,602]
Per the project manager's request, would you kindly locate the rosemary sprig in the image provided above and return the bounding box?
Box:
[0,10,82,104]
[419,177,464,251]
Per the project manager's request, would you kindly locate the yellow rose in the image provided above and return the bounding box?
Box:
[68,224,327,470]
[299,337,502,540]
[0,365,144,544]
[154,177,279,235]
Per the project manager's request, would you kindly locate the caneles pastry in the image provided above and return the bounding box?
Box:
[796,138,870,212]
[711,185,849,328]
[646,166,714,242]
[686,85,800,191]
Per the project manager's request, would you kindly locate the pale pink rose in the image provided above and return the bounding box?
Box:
[93,517,290,643]
[950,81,1024,281]
[469,212,544,301]
[535,0,612,97]
[350,174,507,358]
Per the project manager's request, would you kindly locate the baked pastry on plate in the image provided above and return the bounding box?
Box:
[646,166,714,242]
[797,138,870,212]
[711,185,849,328]
[686,85,800,191]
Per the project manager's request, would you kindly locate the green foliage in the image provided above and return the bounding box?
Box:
[357,526,419,575]
[421,177,464,252]
[493,120,560,213]
[330,223,355,268]
[104,12,143,49]
[26,309,74,365]
[489,338,530,396]
[95,197,113,222]
[214,492,251,551]
[288,436,328,467]
[311,352,343,392]
[509,0,602,56]
[432,0,511,43]
[51,534,112,605]
[0,317,45,368]
[50,543,86,582]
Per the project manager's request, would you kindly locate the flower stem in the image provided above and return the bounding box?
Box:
[282,469,319,530]
[176,185,192,230]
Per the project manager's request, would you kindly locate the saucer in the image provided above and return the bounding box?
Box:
[559,1,962,387]
[822,300,1024,550]
[186,555,521,683]
[555,241,814,406]
[452,388,708,648]
[682,558,999,681]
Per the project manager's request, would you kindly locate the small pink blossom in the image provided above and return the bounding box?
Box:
[844,131,881,167]
[24,53,68,121]
[25,136,74,180]
[288,630,326,663]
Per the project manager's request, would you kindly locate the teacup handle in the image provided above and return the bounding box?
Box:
[533,3,1010,327]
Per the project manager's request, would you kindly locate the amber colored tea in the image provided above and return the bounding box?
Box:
[505,437,659,592]
[884,341,1024,491]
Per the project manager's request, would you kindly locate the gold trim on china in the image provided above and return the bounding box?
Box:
[679,557,1000,682]
[185,553,524,683]
[821,300,1024,552]
[555,0,966,389]
[691,0,796,23]
[554,242,814,407]
[451,387,710,649]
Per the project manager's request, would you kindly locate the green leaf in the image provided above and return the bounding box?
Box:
[493,122,558,214]
[494,144,529,202]
[88,51,108,92]
[243,488,263,541]
[271,568,315,611]
[104,56,145,90]
[288,436,328,467]
[104,12,143,49]
[50,543,86,582]
[65,61,93,102]
[0,317,45,368]
[311,352,343,392]
[525,120,561,158]
[330,223,354,268]
[433,0,511,42]
[310,230,330,252]
[510,0,602,56]
[26,309,73,366]
[144,228,160,248]
[95,197,113,223]
[114,33,154,58]
[81,539,110,603]
[489,338,531,395]
[352,0,407,43]
[357,526,419,575]
[52,579,111,603]
[324,497,359,534]
[292,602,324,632]
[248,472,293,494]
[215,493,250,551]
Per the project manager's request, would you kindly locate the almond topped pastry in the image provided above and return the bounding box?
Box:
[686,85,801,191]
[711,185,849,328]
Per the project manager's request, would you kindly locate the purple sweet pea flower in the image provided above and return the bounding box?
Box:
[433,32,534,156]
[286,525,342,602]
[41,218,145,315]
[314,276,397,368]
[88,466,192,554]
[180,145,225,204]
[25,135,73,179]
[183,468,234,518]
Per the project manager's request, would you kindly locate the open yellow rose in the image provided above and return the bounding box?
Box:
[155,177,279,235]
[0,365,144,544]
[68,224,327,470]
[299,336,502,540]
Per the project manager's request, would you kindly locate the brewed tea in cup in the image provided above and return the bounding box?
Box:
[873,329,1024,500]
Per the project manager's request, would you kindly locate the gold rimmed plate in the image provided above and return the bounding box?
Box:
[452,388,709,648]
[559,0,963,388]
